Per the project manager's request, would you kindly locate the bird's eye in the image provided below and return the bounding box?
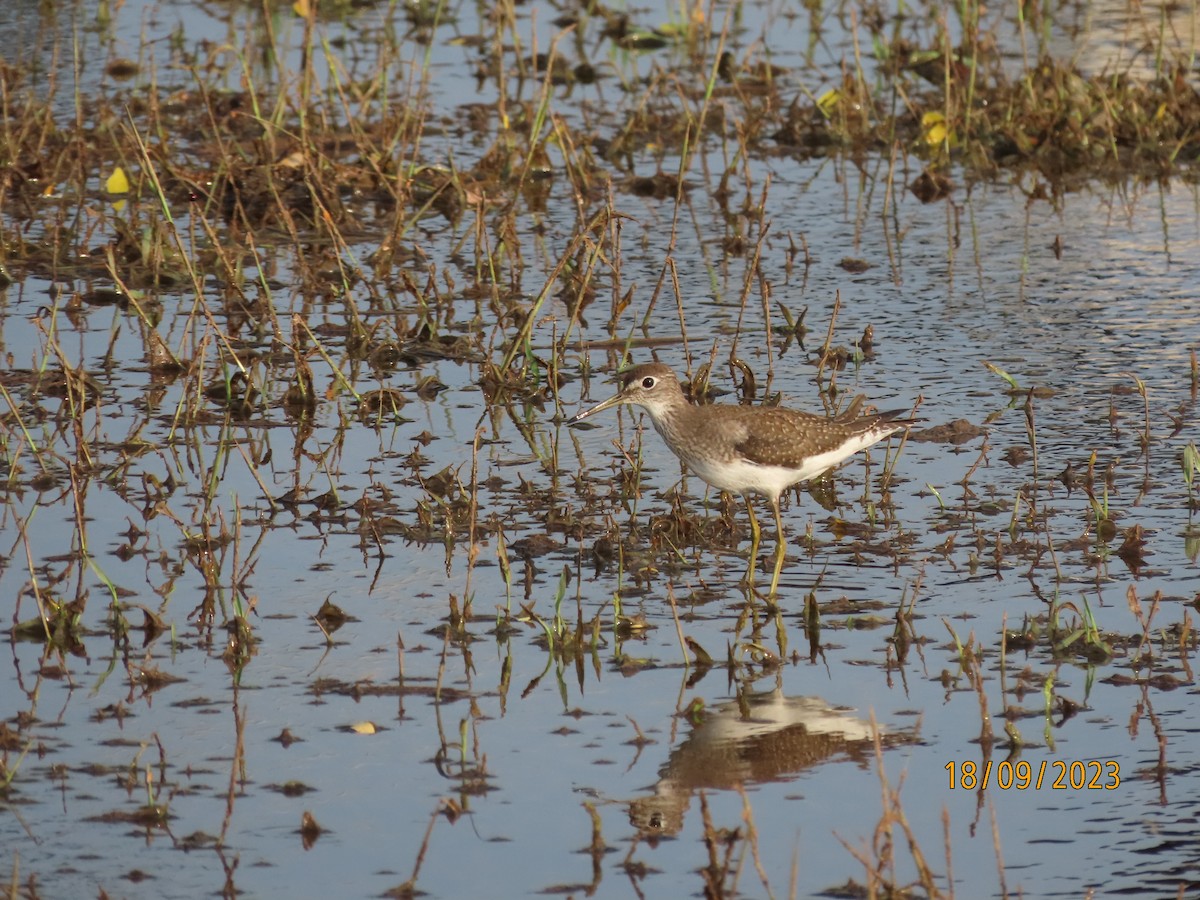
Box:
[641,377,656,389]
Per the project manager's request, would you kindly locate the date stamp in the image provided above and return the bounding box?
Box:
[946,759,1120,791]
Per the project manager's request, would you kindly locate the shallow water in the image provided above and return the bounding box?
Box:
[2,1,1199,898]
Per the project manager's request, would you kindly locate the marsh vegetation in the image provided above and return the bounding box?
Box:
[1,0,1198,896]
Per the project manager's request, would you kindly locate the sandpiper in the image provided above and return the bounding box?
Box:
[569,362,913,597]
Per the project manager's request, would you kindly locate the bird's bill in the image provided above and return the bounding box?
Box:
[567,390,627,424]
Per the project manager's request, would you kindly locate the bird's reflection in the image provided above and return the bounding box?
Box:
[629,686,917,837]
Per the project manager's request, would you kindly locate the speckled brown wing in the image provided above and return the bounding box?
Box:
[730,407,852,468]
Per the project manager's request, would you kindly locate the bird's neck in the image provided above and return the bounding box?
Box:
[644,398,692,445]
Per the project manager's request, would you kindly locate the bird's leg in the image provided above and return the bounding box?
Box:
[768,497,786,598]
[743,492,760,588]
